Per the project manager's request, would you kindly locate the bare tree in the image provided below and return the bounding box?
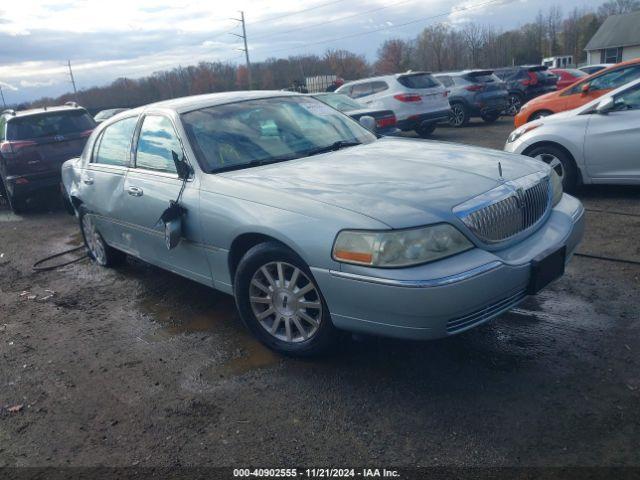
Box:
[598,0,640,18]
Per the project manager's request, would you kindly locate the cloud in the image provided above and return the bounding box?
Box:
[0,80,18,91]
[19,79,56,88]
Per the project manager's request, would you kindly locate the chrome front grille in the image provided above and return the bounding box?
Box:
[454,173,551,244]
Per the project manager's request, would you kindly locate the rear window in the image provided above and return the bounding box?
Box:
[397,73,439,89]
[464,72,499,83]
[7,110,95,140]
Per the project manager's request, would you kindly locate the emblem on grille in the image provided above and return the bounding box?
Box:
[54,135,65,142]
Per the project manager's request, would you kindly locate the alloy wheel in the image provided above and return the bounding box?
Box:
[507,95,522,115]
[535,153,565,183]
[249,261,322,343]
[81,214,107,265]
[449,104,466,127]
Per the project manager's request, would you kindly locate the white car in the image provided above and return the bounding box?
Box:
[579,63,615,75]
[336,72,450,137]
[505,77,640,190]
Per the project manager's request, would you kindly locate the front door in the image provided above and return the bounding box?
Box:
[584,83,640,182]
[121,114,212,286]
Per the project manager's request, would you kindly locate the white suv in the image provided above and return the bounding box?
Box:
[336,72,451,136]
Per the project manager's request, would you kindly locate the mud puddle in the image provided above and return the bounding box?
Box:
[138,291,279,378]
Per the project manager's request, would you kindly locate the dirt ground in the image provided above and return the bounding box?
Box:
[1,118,639,469]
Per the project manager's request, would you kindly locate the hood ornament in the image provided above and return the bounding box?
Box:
[498,161,504,182]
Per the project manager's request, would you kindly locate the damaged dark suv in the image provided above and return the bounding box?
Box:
[0,104,95,213]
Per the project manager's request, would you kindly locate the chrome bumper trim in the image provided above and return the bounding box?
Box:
[328,261,503,288]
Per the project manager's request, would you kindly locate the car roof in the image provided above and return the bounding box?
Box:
[435,70,495,77]
[126,90,301,115]
[2,104,86,120]
[339,71,433,86]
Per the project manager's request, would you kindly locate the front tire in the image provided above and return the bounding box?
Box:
[79,209,126,267]
[234,242,337,357]
[526,145,578,192]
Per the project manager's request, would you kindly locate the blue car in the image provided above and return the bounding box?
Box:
[62,91,585,356]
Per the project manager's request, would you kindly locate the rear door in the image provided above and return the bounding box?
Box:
[82,115,139,247]
[121,113,211,285]
[584,83,640,182]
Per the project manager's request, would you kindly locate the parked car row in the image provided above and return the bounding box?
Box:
[506,77,640,190]
[514,57,640,127]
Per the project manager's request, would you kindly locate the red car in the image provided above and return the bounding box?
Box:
[0,104,95,213]
[549,68,588,90]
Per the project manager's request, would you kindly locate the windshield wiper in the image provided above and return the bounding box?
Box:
[305,140,361,157]
[211,154,300,173]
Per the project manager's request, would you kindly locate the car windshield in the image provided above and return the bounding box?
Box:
[7,110,95,140]
[314,93,363,112]
[181,96,376,173]
[94,109,124,121]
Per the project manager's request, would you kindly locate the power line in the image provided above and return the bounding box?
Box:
[67,60,78,98]
[230,11,252,89]
[256,0,505,55]
[249,0,346,26]
[252,0,415,41]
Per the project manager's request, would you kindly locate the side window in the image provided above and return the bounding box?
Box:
[93,116,138,166]
[135,115,182,173]
[613,84,640,111]
[350,83,373,99]
[590,66,640,92]
[370,81,388,94]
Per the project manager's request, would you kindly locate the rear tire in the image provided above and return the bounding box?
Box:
[526,145,578,192]
[79,208,126,267]
[234,241,337,357]
[481,112,500,123]
[415,122,436,137]
[448,103,469,127]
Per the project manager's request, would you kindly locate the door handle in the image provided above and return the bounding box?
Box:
[127,186,143,197]
[82,177,94,185]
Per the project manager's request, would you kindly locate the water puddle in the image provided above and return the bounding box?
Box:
[138,291,279,378]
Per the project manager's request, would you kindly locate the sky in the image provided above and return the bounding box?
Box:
[0,0,605,103]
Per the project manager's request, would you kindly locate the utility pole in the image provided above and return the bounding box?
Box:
[230,11,252,89]
[0,86,6,109]
[67,60,78,98]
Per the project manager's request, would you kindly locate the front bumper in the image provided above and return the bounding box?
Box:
[312,194,585,340]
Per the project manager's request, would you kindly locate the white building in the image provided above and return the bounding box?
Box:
[584,10,640,65]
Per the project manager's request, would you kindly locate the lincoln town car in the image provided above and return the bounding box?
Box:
[61,91,585,356]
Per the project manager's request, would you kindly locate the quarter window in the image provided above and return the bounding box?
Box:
[350,83,373,99]
[613,83,640,111]
[93,116,138,166]
[135,116,182,173]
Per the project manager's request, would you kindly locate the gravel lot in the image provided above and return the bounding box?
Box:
[1,117,639,469]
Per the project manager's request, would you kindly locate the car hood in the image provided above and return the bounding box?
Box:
[219,137,547,228]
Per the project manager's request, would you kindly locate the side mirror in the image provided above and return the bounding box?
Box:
[171,150,192,179]
[581,83,590,95]
[359,115,377,133]
[596,97,615,115]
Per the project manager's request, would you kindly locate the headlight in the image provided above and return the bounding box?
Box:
[332,224,473,268]
[507,122,542,143]
[549,167,563,206]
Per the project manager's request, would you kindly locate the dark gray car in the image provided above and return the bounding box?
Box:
[435,70,509,127]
